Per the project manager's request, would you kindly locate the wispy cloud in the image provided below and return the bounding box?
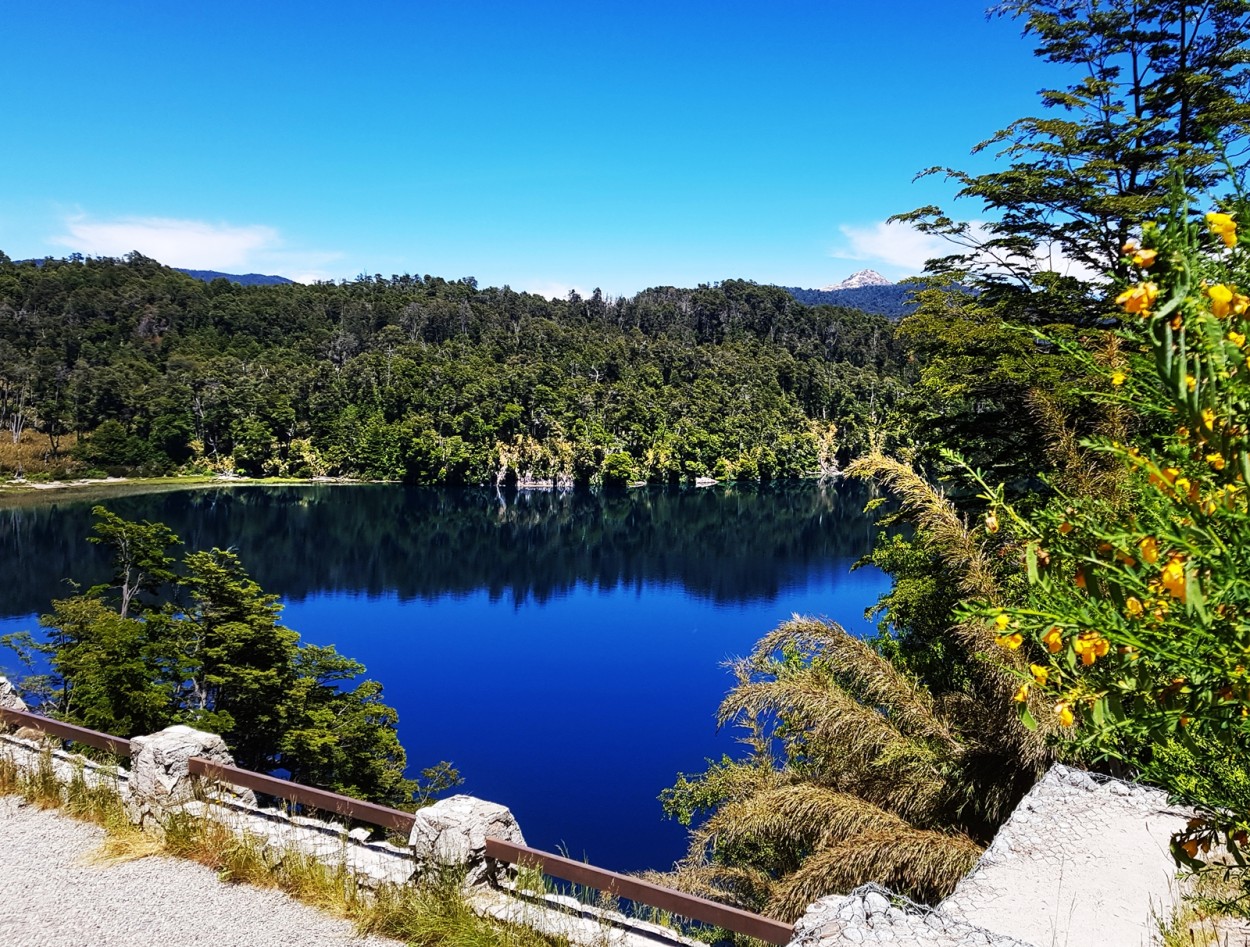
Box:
[50,213,343,281]
[831,218,1101,282]
[53,215,277,270]
[831,219,990,275]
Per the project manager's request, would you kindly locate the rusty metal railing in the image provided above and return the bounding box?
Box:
[187,757,418,833]
[484,837,795,945]
[1,707,795,944]
[0,706,132,756]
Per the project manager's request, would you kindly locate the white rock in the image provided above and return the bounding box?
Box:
[863,892,890,916]
[408,794,525,886]
[129,725,255,827]
[0,676,28,715]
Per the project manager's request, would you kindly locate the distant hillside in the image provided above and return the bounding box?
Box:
[784,282,916,318]
[176,268,295,286]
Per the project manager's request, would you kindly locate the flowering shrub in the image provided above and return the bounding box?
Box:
[974,196,1250,866]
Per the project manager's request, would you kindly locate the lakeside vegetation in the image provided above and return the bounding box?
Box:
[0,258,904,486]
[653,0,1250,927]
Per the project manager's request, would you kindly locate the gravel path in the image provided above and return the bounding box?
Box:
[0,795,405,947]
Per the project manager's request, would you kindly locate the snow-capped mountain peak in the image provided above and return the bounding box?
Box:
[818,269,892,292]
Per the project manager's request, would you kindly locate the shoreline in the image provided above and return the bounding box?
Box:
[0,470,842,506]
[0,474,366,507]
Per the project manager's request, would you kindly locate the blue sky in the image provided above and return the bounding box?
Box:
[2,1,1061,296]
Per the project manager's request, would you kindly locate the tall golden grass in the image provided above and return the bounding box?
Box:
[0,430,81,478]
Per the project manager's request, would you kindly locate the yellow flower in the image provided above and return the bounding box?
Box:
[1013,683,1030,703]
[1207,452,1227,471]
[1073,631,1110,666]
[1177,426,1189,439]
[1132,248,1158,268]
[1074,568,1087,590]
[1161,557,1187,601]
[1116,282,1159,315]
[986,511,1000,534]
[1208,211,1238,249]
[1152,467,1180,488]
[1055,702,1075,727]
[1186,374,1197,392]
[1210,284,1235,318]
[1126,596,1143,618]
[1140,536,1160,564]
[1230,330,1247,347]
[997,632,1024,650]
[1202,407,1217,430]
[1030,664,1049,685]
[1043,626,1064,653]
[1111,371,1127,386]
[1058,520,1073,535]
[995,612,1011,631]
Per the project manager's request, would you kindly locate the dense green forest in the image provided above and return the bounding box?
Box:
[0,255,904,485]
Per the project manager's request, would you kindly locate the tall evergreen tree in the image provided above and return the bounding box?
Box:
[898,0,1250,288]
[21,509,436,809]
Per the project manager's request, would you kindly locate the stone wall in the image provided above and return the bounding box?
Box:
[791,764,1196,947]
[0,712,697,947]
[939,764,1193,947]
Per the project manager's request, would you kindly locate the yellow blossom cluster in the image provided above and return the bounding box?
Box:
[986,206,1250,750]
[1073,631,1110,666]
[1206,283,1249,319]
[1207,211,1238,249]
[1115,282,1159,317]
[994,611,1022,649]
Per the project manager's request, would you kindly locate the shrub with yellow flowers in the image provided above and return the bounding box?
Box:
[970,194,1250,869]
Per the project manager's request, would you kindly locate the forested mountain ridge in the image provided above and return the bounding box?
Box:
[783,281,916,318]
[175,268,295,286]
[0,252,906,485]
[17,260,294,287]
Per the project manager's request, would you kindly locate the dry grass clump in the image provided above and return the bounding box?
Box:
[0,430,80,478]
[362,874,570,947]
[661,618,989,919]
[0,748,157,863]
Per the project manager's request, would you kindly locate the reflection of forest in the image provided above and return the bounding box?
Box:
[0,480,883,618]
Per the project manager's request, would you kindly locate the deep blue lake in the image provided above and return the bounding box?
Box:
[0,481,889,871]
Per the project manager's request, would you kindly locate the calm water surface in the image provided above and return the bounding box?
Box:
[0,481,889,871]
